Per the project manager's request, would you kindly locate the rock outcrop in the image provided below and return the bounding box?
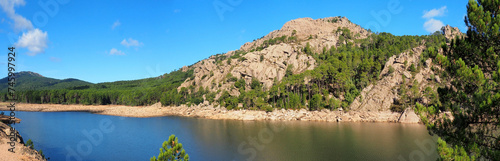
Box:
[240,17,370,52]
[0,115,21,124]
[179,17,371,97]
[441,25,464,42]
[179,43,316,94]
[350,45,428,112]
[0,118,46,161]
[348,41,446,123]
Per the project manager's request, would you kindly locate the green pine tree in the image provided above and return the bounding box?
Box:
[430,0,500,160]
[150,135,189,161]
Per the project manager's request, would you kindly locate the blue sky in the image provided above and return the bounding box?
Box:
[0,0,468,83]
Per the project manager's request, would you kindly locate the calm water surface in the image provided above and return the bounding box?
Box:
[6,111,438,161]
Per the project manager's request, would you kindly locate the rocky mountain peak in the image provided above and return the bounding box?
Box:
[18,71,44,77]
[179,17,372,98]
[441,25,464,41]
[240,16,370,52]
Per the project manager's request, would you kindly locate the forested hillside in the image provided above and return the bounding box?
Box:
[2,69,193,106]
[0,71,91,92]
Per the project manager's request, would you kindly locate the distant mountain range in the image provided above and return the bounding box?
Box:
[0,71,92,92]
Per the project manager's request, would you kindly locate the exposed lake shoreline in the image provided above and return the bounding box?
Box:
[0,102,421,123]
[0,115,46,161]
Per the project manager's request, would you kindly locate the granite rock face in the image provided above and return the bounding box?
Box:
[179,17,370,97]
[441,25,464,42]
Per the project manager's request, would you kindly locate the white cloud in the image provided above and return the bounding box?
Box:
[173,9,181,13]
[422,6,447,18]
[111,20,121,30]
[423,18,444,33]
[0,0,33,32]
[109,48,125,55]
[11,13,32,31]
[15,28,48,56]
[120,38,143,47]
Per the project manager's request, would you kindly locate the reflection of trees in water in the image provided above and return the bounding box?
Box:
[180,120,436,161]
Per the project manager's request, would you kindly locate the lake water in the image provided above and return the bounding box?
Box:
[5,111,438,161]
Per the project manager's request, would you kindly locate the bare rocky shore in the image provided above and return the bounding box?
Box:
[0,102,421,123]
[0,115,46,161]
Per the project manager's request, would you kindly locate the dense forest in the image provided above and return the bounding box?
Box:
[2,69,193,106]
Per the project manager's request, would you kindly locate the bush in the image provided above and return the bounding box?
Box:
[328,98,340,110]
[409,64,416,72]
[226,73,237,82]
[234,79,246,90]
[26,139,34,149]
[390,99,405,112]
[250,78,261,90]
[262,104,274,112]
[285,64,294,77]
[190,97,203,105]
[309,94,322,111]
[388,66,395,75]
[238,57,247,62]
[415,102,424,114]
[38,150,46,159]
[206,92,216,103]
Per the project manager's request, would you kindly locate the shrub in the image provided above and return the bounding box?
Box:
[409,64,416,72]
[309,94,322,111]
[262,104,273,112]
[328,98,340,110]
[26,139,34,149]
[388,66,395,75]
[234,79,246,90]
[285,64,294,77]
[226,73,237,82]
[250,78,261,90]
[238,57,247,62]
